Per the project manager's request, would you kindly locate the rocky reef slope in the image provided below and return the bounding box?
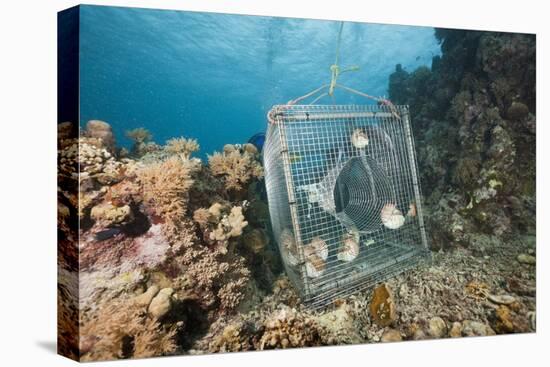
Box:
[389,29,535,250]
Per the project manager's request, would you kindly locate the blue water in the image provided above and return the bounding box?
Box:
[79,5,441,157]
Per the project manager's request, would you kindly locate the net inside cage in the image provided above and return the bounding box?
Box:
[264,104,430,308]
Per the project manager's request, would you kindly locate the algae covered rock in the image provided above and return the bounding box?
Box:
[380,328,402,342]
[90,203,133,226]
[449,322,463,337]
[148,288,174,319]
[388,30,535,250]
[461,320,495,337]
[428,316,447,338]
[487,294,516,305]
[85,120,116,152]
[507,101,529,120]
[517,254,536,265]
[243,228,269,254]
[316,302,363,344]
[133,285,160,307]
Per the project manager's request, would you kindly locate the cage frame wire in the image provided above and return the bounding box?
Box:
[265,103,430,309]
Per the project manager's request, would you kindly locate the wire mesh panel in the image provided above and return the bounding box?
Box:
[264,104,430,308]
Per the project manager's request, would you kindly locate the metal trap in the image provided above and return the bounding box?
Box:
[264,104,430,308]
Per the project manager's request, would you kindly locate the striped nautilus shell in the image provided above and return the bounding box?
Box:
[338,232,360,262]
[279,229,299,266]
[381,203,405,230]
[351,128,369,149]
[303,236,328,278]
[406,202,417,217]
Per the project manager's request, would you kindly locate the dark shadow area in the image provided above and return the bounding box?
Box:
[172,299,210,351]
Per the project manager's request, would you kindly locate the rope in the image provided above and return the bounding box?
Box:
[309,92,328,105]
[328,23,344,96]
[284,21,400,119]
[287,84,328,105]
[334,22,343,67]
[335,84,402,120]
[329,22,359,96]
[335,84,383,103]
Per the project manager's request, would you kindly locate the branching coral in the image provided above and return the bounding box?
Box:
[208,149,264,191]
[126,128,152,144]
[209,320,257,352]
[80,298,179,361]
[176,247,251,313]
[138,156,199,227]
[164,137,199,158]
[65,128,272,359]
[218,276,251,311]
[126,128,161,158]
[258,306,326,349]
[210,206,248,244]
[192,203,248,253]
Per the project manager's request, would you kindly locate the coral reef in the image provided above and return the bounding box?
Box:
[80,297,180,361]
[67,128,269,361]
[126,127,152,144]
[258,306,325,349]
[209,206,248,246]
[192,202,249,253]
[58,29,536,361]
[90,202,133,226]
[138,155,199,228]
[125,127,160,157]
[208,146,264,192]
[84,120,116,152]
[388,30,535,249]
[164,137,200,158]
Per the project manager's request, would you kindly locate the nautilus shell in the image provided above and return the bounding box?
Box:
[351,128,369,149]
[381,203,405,230]
[303,236,328,278]
[305,253,326,278]
[406,202,417,217]
[279,229,299,266]
[305,236,328,261]
[338,232,360,262]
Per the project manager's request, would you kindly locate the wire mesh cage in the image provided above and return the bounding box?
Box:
[264,104,430,308]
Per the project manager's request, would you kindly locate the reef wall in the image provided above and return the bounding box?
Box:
[388,29,536,250]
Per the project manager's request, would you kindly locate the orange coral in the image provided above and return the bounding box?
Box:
[465,280,489,300]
